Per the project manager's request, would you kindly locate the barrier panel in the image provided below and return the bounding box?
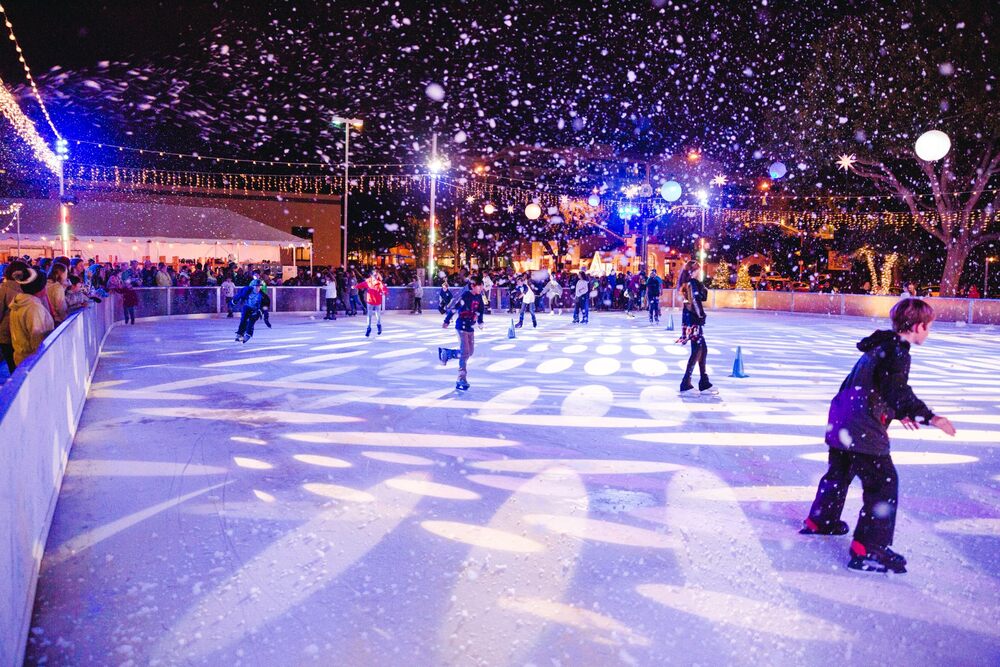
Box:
[971,299,1000,325]
[755,291,795,312]
[791,292,843,316]
[0,299,115,666]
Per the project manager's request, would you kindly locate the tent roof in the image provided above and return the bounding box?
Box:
[0,198,307,246]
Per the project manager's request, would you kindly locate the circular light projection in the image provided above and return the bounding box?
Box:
[361,451,435,466]
[233,457,273,470]
[692,485,861,502]
[596,344,622,355]
[302,483,375,503]
[915,130,951,161]
[292,454,352,468]
[385,478,480,500]
[660,180,682,202]
[799,451,978,465]
[421,521,544,553]
[536,358,574,374]
[625,432,823,447]
[470,459,685,475]
[933,518,1000,536]
[562,344,588,354]
[584,358,620,376]
[561,384,614,417]
[286,431,517,448]
[632,358,670,377]
[635,585,852,641]
[525,203,542,220]
[485,358,527,373]
[525,514,679,550]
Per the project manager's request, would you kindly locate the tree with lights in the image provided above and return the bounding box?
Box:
[791,2,999,296]
[711,261,732,289]
[735,264,753,291]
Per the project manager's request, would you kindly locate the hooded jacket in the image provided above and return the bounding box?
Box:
[826,330,934,456]
[10,293,55,366]
[0,278,22,345]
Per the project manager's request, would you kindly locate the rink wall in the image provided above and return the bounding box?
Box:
[0,299,116,666]
[106,286,1000,325]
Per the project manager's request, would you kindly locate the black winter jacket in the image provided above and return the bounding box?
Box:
[825,330,935,455]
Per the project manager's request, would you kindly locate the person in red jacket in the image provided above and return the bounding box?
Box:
[356,269,389,337]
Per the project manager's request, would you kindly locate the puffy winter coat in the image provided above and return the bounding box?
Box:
[10,293,55,366]
[825,330,935,456]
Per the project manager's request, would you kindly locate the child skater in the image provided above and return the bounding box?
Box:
[233,279,264,343]
[438,275,485,391]
[677,260,716,395]
[356,269,388,336]
[800,298,955,573]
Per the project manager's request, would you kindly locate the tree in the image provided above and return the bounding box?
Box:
[789,2,999,295]
[711,261,732,289]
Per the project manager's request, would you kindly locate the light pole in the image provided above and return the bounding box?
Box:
[696,189,709,277]
[56,138,69,257]
[987,257,995,298]
[426,133,449,279]
[14,203,22,256]
[332,116,363,268]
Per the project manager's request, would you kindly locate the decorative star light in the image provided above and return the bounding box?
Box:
[710,174,728,187]
[465,195,476,204]
[836,154,858,172]
[505,205,515,214]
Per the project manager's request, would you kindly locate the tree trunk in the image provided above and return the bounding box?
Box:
[939,242,970,297]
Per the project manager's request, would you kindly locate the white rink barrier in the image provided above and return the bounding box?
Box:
[0,299,115,666]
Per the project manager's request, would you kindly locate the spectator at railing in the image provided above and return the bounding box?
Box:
[0,260,30,373]
[46,263,70,326]
[9,268,55,367]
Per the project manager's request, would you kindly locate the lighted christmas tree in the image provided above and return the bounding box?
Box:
[736,264,753,290]
[711,261,732,289]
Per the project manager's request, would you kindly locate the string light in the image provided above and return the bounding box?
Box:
[0,3,61,140]
[71,139,422,169]
[0,75,60,174]
[0,201,22,234]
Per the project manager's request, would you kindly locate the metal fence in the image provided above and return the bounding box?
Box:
[110,286,1000,325]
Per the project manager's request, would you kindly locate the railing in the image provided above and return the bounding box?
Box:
[700,289,1000,325]
[0,299,116,666]
[104,286,1000,325]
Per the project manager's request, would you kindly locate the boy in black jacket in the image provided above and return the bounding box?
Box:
[439,276,485,391]
[801,298,955,573]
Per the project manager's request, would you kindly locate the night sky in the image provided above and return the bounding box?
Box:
[1,1,995,197]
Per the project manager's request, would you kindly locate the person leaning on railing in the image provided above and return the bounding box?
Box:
[9,268,55,368]
[0,260,30,373]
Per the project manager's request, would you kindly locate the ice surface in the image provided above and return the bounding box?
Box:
[27,309,1000,664]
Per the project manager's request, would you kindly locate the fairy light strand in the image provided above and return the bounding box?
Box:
[0,3,61,140]
[0,75,60,174]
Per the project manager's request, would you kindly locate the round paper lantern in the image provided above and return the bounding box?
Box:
[525,203,542,220]
[483,202,496,215]
[639,183,654,198]
[768,161,787,179]
[915,130,951,162]
[660,180,682,202]
[587,194,601,207]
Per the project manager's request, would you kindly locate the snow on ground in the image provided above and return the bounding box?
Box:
[27,308,1000,665]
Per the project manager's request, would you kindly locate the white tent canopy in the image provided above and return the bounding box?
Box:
[0,198,308,262]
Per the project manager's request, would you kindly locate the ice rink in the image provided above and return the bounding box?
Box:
[27,307,1000,665]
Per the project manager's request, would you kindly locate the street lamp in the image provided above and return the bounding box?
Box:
[987,257,996,298]
[426,133,450,278]
[696,189,709,277]
[55,138,70,257]
[332,115,363,268]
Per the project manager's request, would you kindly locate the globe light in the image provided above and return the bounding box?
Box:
[915,130,951,162]
[660,180,682,202]
[587,194,600,207]
[768,161,787,179]
[483,202,496,215]
[525,203,542,220]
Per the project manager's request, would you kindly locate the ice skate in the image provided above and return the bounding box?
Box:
[234,335,241,342]
[456,379,470,391]
[438,347,452,366]
[699,384,719,396]
[365,326,371,337]
[242,334,251,344]
[377,323,382,335]
[847,542,907,574]
[799,518,850,536]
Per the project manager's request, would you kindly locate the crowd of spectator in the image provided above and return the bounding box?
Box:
[1,253,995,382]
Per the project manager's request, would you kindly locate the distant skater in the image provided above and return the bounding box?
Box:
[800,298,955,574]
[357,269,388,337]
